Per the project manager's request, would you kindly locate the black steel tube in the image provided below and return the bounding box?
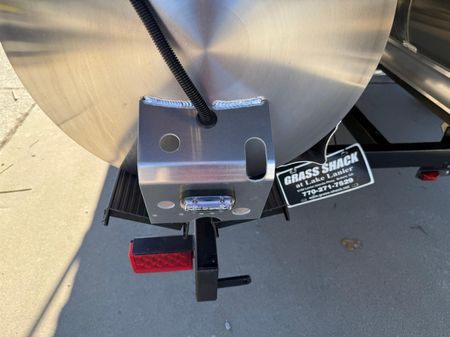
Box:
[129,0,217,127]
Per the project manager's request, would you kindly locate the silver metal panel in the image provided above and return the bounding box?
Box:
[389,0,450,71]
[390,0,412,42]
[138,98,275,223]
[0,0,396,167]
[382,1,450,115]
[409,0,450,70]
[381,39,450,115]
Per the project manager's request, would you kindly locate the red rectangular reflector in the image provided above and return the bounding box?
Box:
[129,240,193,273]
[418,171,440,181]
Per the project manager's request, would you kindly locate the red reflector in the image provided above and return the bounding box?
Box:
[419,171,440,181]
[129,242,193,273]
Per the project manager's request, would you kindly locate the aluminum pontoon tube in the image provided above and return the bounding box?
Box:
[382,0,450,115]
[0,1,396,167]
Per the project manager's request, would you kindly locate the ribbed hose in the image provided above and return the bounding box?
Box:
[129,0,217,127]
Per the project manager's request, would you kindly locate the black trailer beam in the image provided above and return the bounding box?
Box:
[342,106,390,145]
[327,143,450,169]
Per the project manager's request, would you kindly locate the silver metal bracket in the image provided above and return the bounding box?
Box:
[138,96,275,224]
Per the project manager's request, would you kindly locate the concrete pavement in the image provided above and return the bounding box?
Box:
[1,46,111,336]
[0,46,35,149]
[1,46,450,337]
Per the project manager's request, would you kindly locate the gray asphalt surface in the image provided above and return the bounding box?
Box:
[2,45,450,337]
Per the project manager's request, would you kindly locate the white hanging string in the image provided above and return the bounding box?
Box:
[277,121,342,170]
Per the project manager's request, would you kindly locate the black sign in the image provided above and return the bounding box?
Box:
[277,144,374,207]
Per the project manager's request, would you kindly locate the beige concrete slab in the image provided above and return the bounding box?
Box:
[0,44,35,149]
[0,81,110,336]
[0,44,22,88]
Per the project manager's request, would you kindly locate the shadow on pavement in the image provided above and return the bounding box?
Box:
[22,164,450,337]
[22,82,450,337]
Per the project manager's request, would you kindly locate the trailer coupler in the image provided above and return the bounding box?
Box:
[129,217,251,302]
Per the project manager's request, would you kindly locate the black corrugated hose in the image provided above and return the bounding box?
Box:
[129,0,217,127]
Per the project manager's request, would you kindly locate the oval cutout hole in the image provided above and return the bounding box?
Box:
[245,138,267,180]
